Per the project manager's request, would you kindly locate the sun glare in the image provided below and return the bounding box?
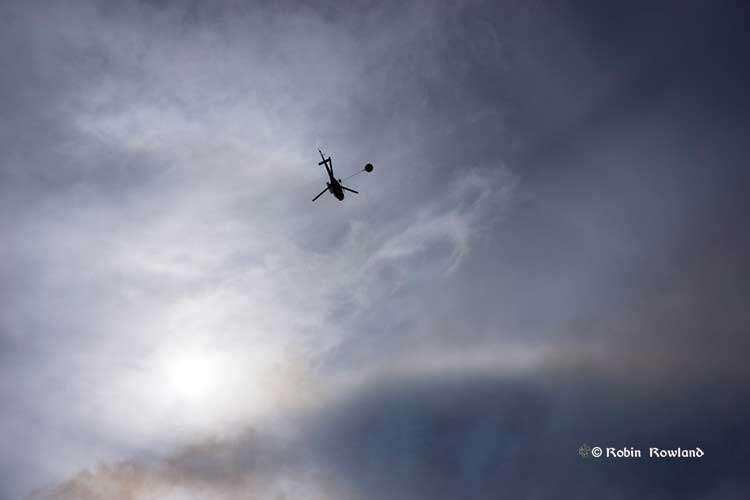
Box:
[163,348,220,402]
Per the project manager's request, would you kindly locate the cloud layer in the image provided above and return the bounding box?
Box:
[2,0,749,498]
[39,369,750,500]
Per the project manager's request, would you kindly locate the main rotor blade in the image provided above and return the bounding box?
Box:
[341,186,359,194]
[312,186,328,202]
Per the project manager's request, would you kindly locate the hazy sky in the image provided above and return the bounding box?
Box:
[2,1,749,499]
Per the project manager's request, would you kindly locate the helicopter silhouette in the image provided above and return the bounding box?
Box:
[312,149,373,202]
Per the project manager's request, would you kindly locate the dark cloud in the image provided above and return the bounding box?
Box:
[39,371,750,500]
[313,373,750,500]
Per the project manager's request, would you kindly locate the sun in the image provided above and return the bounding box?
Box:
[150,343,280,426]
[163,348,220,402]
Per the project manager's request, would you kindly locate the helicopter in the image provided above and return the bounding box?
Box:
[312,149,374,202]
